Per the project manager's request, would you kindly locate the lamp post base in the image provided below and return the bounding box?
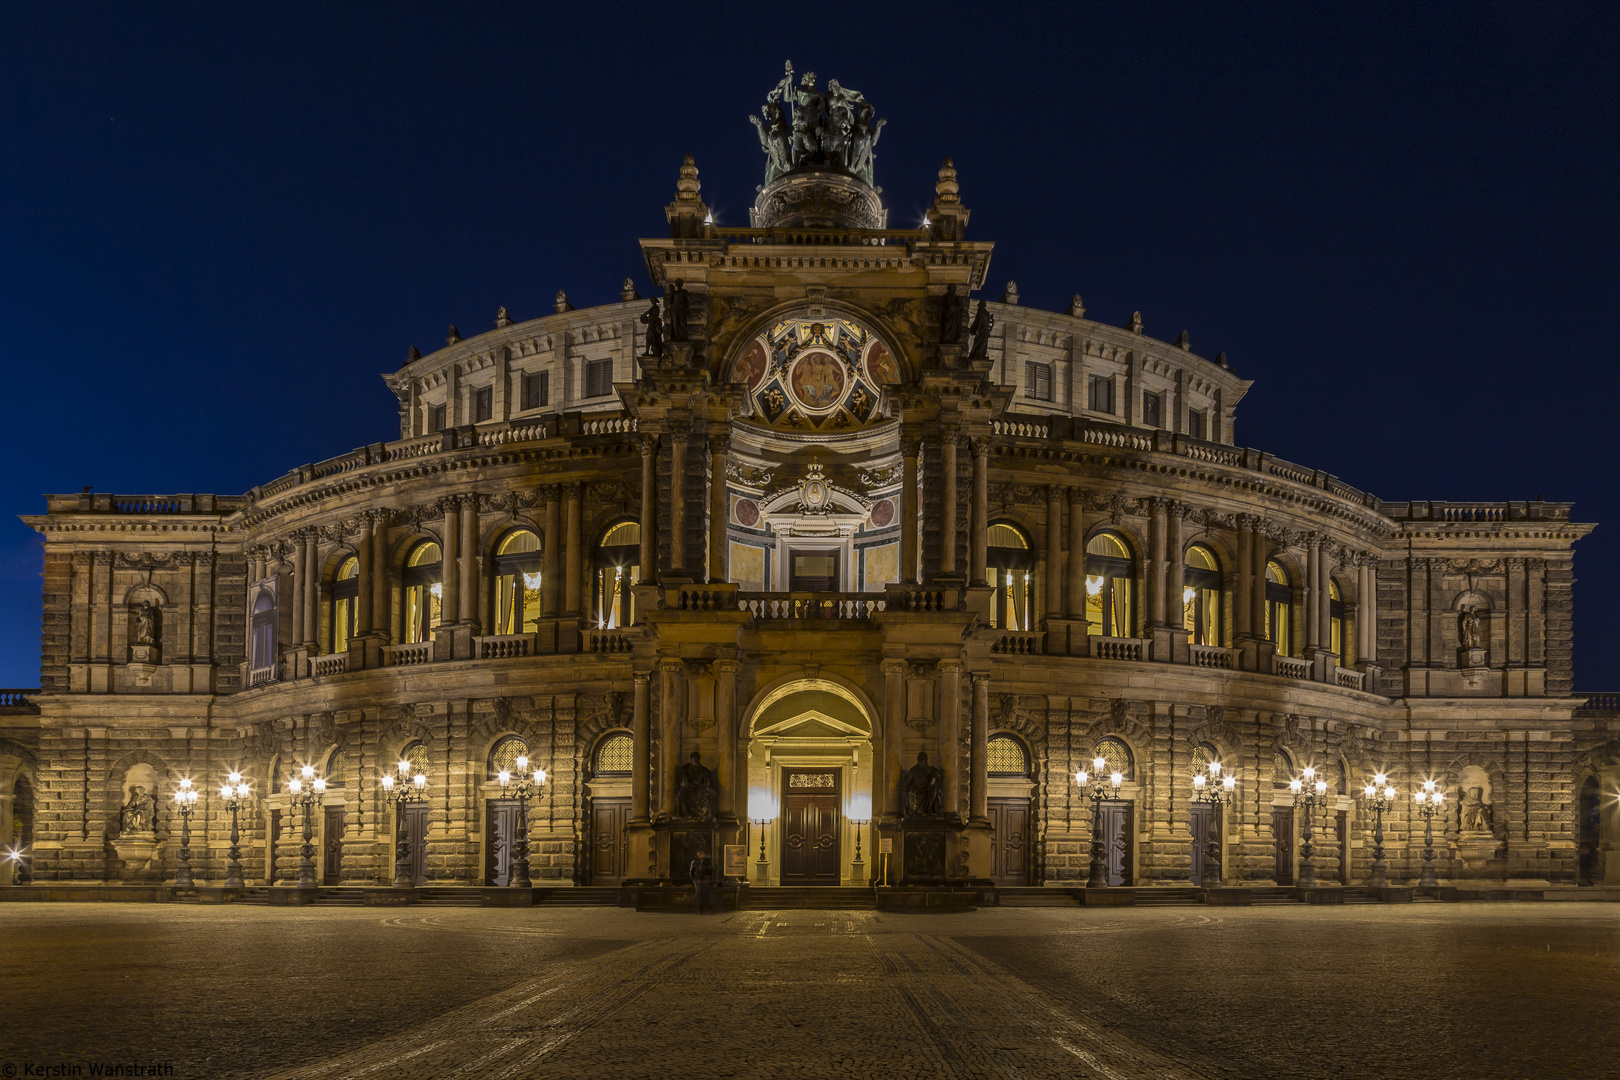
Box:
[1419,862,1439,889]
[1368,859,1388,888]
[224,860,243,890]
[1297,859,1316,888]
[175,859,194,890]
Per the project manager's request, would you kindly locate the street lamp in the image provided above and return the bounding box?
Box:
[849,791,871,885]
[1191,760,1237,887]
[1413,779,1446,889]
[286,764,326,889]
[219,771,251,889]
[172,778,199,889]
[1288,766,1329,888]
[747,788,773,886]
[1360,773,1398,888]
[379,758,428,889]
[1076,754,1124,888]
[496,754,547,888]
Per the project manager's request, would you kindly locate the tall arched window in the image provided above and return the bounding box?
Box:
[493,529,543,635]
[1093,736,1135,781]
[324,747,346,787]
[398,741,430,778]
[330,556,359,654]
[1183,544,1222,646]
[403,542,443,644]
[250,592,276,670]
[986,523,1033,630]
[594,732,634,776]
[594,522,641,629]
[487,735,530,780]
[1265,560,1293,657]
[1085,533,1135,638]
[1329,577,1349,663]
[1272,749,1294,789]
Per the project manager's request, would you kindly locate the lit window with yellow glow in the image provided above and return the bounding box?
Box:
[1085,532,1134,638]
[331,556,359,655]
[1183,544,1222,646]
[1329,576,1349,663]
[493,529,543,635]
[986,522,1033,631]
[1265,560,1293,657]
[404,541,443,644]
[595,521,641,629]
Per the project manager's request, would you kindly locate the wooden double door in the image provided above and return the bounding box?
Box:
[1273,806,1294,886]
[1099,800,1134,887]
[1190,803,1221,884]
[486,799,521,886]
[322,806,346,886]
[781,769,840,885]
[396,803,429,886]
[988,798,1031,886]
[590,797,631,886]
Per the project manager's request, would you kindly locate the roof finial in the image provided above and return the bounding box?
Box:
[408,345,421,361]
[926,157,970,240]
[445,325,462,345]
[935,157,960,203]
[1001,281,1020,305]
[1175,330,1190,350]
[621,278,640,302]
[495,306,512,329]
[1067,295,1086,318]
[554,290,574,314]
[666,154,711,238]
[1125,311,1143,334]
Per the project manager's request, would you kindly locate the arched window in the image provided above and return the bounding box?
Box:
[1183,544,1222,646]
[986,523,1033,631]
[1265,560,1293,657]
[403,542,443,644]
[324,747,346,787]
[493,530,543,635]
[1272,749,1294,789]
[1329,577,1349,663]
[330,557,359,655]
[1093,736,1134,781]
[1085,532,1135,638]
[487,735,529,781]
[398,741,430,778]
[250,592,276,670]
[269,755,283,794]
[1190,743,1220,776]
[595,522,641,629]
[987,733,1030,776]
[594,732,634,776]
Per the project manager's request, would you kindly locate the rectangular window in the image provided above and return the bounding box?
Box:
[1188,409,1205,441]
[473,386,493,423]
[1142,391,1162,429]
[1088,374,1114,414]
[1025,361,1053,402]
[430,404,447,433]
[520,370,549,410]
[584,358,614,398]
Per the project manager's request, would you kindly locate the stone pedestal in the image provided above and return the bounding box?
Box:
[962,819,994,883]
[1458,647,1487,670]
[1457,831,1503,871]
[111,834,163,883]
[900,824,948,884]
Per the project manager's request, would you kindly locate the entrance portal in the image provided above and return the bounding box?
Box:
[781,770,840,884]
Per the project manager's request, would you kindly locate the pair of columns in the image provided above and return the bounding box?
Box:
[628,659,740,825]
[878,659,992,824]
[640,431,728,584]
[539,487,583,618]
[897,427,991,584]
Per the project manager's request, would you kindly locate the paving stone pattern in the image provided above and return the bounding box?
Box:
[1,905,1616,1080]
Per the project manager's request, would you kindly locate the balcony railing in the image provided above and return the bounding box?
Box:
[992,631,1043,655]
[474,633,534,659]
[383,642,434,667]
[311,654,348,677]
[0,689,39,709]
[1190,644,1238,670]
[1274,655,1310,681]
[1577,693,1620,712]
[1090,636,1147,662]
[737,593,885,620]
[1334,666,1367,691]
[248,665,278,687]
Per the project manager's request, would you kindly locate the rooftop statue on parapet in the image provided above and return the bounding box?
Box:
[751,60,886,189]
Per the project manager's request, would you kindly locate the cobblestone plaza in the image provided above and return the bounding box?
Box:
[2,903,1615,1080]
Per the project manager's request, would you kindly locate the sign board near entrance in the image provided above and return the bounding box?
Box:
[723,845,747,879]
[878,838,893,854]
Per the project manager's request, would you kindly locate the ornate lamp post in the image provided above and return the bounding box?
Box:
[218,771,250,889]
[747,788,773,886]
[1288,766,1329,888]
[1076,754,1124,888]
[1413,779,1446,889]
[172,778,199,889]
[380,758,428,889]
[1190,760,1237,887]
[1360,773,1397,888]
[496,754,547,888]
[849,791,871,885]
[286,764,326,889]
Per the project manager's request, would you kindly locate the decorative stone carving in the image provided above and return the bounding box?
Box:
[118,786,156,836]
[673,751,717,821]
[667,281,690,344]
[968,300,993,360]
[640,297,664,358]
[939,284,967,345]
[900,752,945,819]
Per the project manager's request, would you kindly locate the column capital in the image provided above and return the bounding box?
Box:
[712,657,741,675]
[936,657,964,675]
[970,671,991,687]
[880,658,908,676]
[657,657,684,674]
[1068,485,1085,505]
[632,670,652,686]
[667,419,692,439]
[639,433,660,458]
[708,434,731,455]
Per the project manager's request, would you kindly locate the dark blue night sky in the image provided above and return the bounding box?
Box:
[1,2,1615,690]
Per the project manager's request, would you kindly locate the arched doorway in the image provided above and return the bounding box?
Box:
[744,679,875,886]
[1578,775,1601,885]
[7,774,33,885]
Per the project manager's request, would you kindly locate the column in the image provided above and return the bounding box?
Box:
[938,660,962,819]
[901,433,920,584]
[630,671,651,822]
[1166,502,1184,631]
[1250,520,1267,640]
[940,430,959,575]
[639,435,658,586]
[565,484,582,616]
[658,659,683,819]
[714,659,738,820]
[1359,556,1377,663]
[542,489,561,618]
[970,672,989,823]
[1506,557,1525,666]
[1318,544,1333,652]
[669,423,688,574]
[291,533,307,647]
[303,533,319,648]
[881,659,906,820]
[459,495,478,625]
[970,438,989,585]
[441,498,461,630]
[708,436,729,584]
[1304,535,1320,651]
[1147,498,1167,627]
[1066,489,1085,619]
[1235,521,1253,638]
[371,513,390,640]
[1045,486,1063,620]
[356,520,373,635]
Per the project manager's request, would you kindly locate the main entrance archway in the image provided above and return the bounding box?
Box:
[744,678,875,887]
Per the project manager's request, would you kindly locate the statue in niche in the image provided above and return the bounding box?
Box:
[674,751,717,820]
[939,284,967,345]
[131,601,158,646]
[119,786,156,835]
[900,752,945,818]
[667,280,691,344]
[968,300,993,360]
[1459,607,1483,651]
[640,296,664,358]
[1461,786,1493,833]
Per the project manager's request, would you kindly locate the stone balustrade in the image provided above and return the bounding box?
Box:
[737,593,886,620]
[474,633,534,659]
[382,641,433,667]
[1090,636,1147,662]
[1274,655,1311,681]
[1190,644,1238,669]
[311,654,347,677]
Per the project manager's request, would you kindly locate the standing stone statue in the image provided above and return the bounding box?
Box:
[900,752,945,819]
[1459,608,1483,650]
[968,300,993,360]
[939,285,967,345]
[132,601,157,646]
[668,280,691,343]
[674,751,717,820]
[1461,787,1493,832]
[640,297,664,358]
[749,102,792,185]
[119,786,155,835]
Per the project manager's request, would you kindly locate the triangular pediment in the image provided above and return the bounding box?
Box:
[754,708,868,740]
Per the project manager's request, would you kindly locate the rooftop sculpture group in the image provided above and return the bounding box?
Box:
[750,61,886,188]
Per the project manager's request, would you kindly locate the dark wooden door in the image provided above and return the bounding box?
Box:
[1191,803,1221,884]
[1335,810,1349,884]
[269,809,282,883]
[1273,806,1294,886]
[322,806,345,885]
[1101,800,1133,887]
[404,803,429,886]
[1578,778,1601,885]
[486,799,520,886]
[781,770,840,884]
[988,797,1030,885]
[590,797,630,886]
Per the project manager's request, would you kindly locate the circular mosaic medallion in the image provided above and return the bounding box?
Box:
[788,350,847,413]
[734,498,760,527]
[870,498,895,527]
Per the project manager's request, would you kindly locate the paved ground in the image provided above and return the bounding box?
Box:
[1,904,1616,1080]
